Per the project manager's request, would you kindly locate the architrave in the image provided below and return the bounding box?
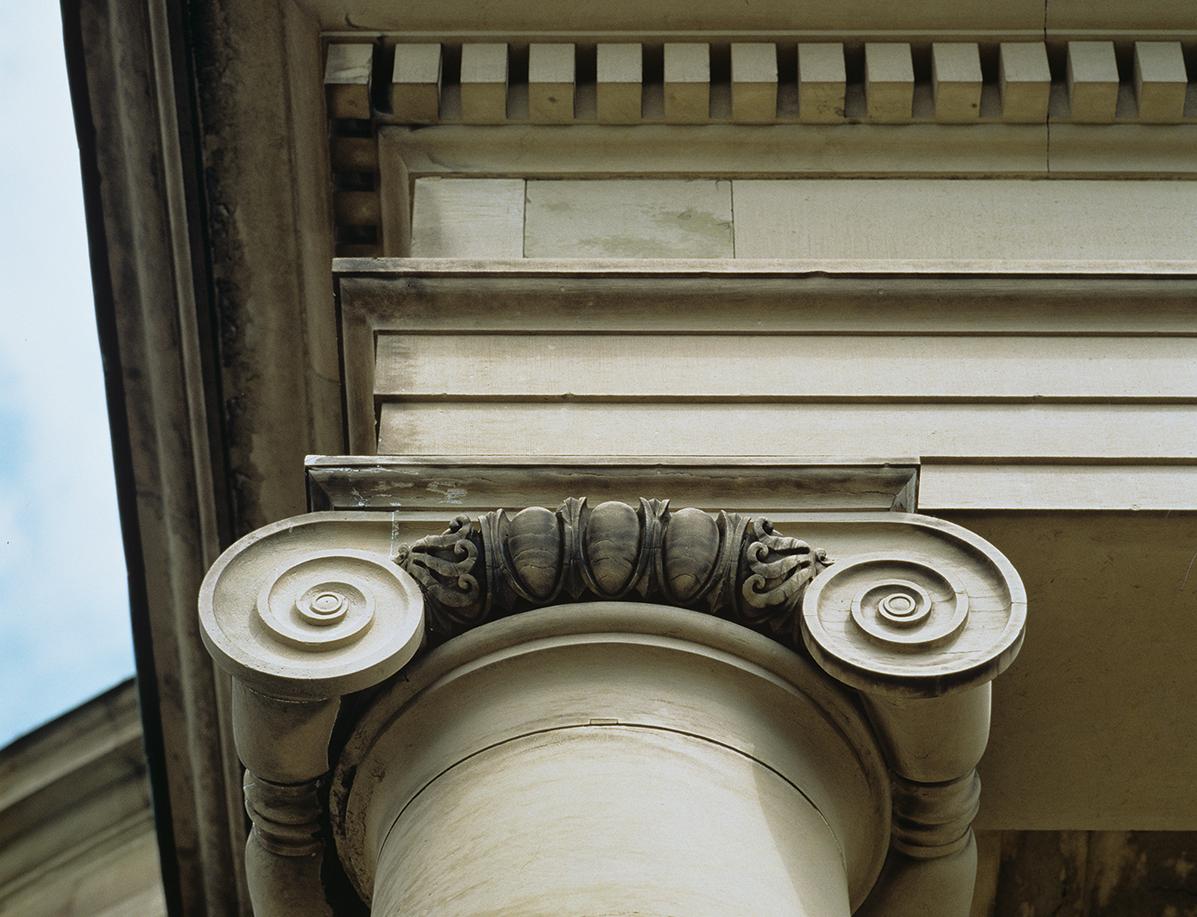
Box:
[335,260,1197,457]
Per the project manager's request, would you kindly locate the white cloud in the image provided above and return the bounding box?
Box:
[0,4,134,745]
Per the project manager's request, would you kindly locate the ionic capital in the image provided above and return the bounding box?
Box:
[199,528,425,702]
[795,516,1025,915]
[198,504,1025,916]
[199,517,427,917]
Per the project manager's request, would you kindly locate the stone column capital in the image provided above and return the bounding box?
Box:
[800,513,1026,699]
[199,520,425,701]
[198,517,427,917]
[197,503,1026,915]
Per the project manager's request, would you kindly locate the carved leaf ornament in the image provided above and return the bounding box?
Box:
[395,497,831,644]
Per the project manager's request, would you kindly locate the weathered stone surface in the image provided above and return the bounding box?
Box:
[0,682,166,917]
[972,830,1197,916]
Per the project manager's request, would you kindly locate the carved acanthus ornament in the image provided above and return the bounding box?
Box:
[396,497,831,644]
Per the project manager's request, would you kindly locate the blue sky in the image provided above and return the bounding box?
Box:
[0,5,133,745]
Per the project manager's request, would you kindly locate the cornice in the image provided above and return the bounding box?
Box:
[324,38,1197,254]
[298,0,1195,38]
[0,681,152,903]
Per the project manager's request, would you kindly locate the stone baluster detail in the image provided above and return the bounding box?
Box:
[801,544,1026,916]
[243,773,324,859]
[200,539,426,916]
[240,741,331,914]
[891,771,981,861]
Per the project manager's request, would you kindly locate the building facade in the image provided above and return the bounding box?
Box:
[49,0,1197,913]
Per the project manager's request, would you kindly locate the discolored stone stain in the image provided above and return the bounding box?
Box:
[651,205,733,243]
[569,208,732,257]
[565,235,668,258]
[989,830,1088,917]
[1089,832,1148,910]
[1087,833,1197,915]
[425,481,467,505]
[525,179,733,257]
[980,830,1197,916]
[1171,853,1196,881]
[191,0,349,534]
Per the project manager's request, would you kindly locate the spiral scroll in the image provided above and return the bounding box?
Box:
[396,497,830,645]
